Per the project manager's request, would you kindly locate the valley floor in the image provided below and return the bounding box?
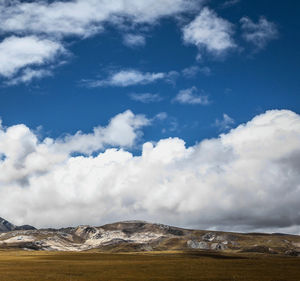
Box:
[0,250,300,281]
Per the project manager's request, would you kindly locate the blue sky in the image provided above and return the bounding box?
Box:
[0,0,300,232]
[1,0,299,146]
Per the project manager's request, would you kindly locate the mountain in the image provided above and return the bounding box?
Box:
[0,219,299,256]
[0,217,35,232]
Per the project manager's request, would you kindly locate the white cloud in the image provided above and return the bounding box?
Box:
[54,110,150,155]
[182,66,200,78]
[5,68,52,86]
[173,87,210,105]
[199,66,212,76]
[129,92,163,103]
[0,36,64,78]
[182,66,211,78]
[240,16,278,49]
[182,7,236,57]
[0,110,149,190]
[0,0,203,37]
[214,113,235,131]
[85,70,167,87]
[153,112,168,121]
[123,34,146,47]
[221,0,240,9]
[0,0,204,84]
[1,110,300,234]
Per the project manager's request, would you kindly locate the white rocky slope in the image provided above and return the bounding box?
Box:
[0,220,186,251]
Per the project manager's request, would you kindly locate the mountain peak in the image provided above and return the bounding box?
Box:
[0,217,35,232]
[0,217,16,232]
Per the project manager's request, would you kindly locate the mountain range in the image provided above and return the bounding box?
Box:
[0,217,299,256]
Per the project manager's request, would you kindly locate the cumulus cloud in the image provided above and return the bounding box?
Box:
[129,92,163,103]
[173,87,210,105]
[182,7,236,57]
[214,113,235,131]
[240,16,278,49]
[0,0,203,37]
[0,110,149,185]
[53,110,150,154]
[123,34,146,48]
[0,36,64,79]
[85,70,171,87]
[1,109,300,234]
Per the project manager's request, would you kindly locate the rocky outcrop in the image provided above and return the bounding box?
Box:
[187,240,209,249]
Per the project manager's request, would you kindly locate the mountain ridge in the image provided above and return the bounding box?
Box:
[0,218,299,256]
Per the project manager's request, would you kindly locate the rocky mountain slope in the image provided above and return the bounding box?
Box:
[0,218,299,256]
[0,217,35,232]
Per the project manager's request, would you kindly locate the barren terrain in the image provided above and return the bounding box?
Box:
[0,250,300,281]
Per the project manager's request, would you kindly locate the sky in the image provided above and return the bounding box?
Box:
[0,0,300,234]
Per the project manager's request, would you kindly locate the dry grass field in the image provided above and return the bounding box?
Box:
[0,250,300,281]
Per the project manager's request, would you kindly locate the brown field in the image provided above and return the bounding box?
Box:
[0,250,300,281]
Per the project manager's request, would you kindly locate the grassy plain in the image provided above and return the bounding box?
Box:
[0,250,299,281]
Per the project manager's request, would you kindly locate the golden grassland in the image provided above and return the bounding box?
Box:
[0,250,300,281]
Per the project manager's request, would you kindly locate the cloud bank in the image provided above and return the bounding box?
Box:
[1,109,300,234]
